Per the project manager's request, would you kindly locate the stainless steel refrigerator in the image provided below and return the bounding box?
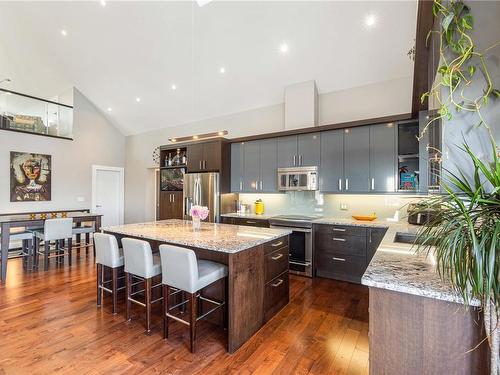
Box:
[183,172,220,223]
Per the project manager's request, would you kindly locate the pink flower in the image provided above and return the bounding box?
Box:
[190,205,209,220]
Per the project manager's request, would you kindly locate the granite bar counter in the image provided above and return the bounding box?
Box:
[103,219,291,353]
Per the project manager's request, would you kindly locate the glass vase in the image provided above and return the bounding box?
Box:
[192,217,201,231]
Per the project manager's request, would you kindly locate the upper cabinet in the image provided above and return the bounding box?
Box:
[230,139,278,193]
[187,141,223,172]
[344,127,370,192]
[186,140,231,192]
[277,133,320,168]
[369,124,396,192]
[320,129,344,192]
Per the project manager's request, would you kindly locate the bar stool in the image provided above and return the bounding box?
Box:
[94,233,124,314]
[121,238,163,332]
[159,244,228,353]
[33,218,73,271]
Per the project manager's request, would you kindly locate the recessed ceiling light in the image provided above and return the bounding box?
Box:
[365,14,377,27]
[196,0,214,7]
[219,67,226,74]
[100,0,106,6]
[218,131,224,136]
[279,42,289,54]
[193,135,199,140]
[107,107,112,112]
[171,84,177,91]
[135,97,141,102]
[61,29,68,36]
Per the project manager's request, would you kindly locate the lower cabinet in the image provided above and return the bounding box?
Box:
[159,191,183,220]
[263,236,289,322]
[313,223,386,284]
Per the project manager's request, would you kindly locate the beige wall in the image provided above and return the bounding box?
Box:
[125,76,412,223]
[0,89,125,213]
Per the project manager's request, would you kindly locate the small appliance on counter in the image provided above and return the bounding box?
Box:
[407,203,437,225]
[254,199,264,215]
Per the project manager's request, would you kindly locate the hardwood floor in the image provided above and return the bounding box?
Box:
[0,251,369,375]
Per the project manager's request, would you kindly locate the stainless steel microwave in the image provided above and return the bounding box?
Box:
[277,166,319,191]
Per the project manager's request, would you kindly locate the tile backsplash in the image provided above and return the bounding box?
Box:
[231,192,426,221]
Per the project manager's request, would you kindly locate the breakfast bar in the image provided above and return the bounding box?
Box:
[104,219,291,353]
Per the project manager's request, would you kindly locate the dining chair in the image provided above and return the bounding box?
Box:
[33,218,73,271]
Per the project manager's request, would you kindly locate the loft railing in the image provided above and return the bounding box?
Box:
[0,88,73,140]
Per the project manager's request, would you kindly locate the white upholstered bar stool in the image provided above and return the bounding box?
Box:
[159,244,228,353]
[33,218,73,271]
[94,233,124,314]
[121,238,163,332]
[73,223,95,254]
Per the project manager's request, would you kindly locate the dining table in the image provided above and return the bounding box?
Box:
[0,211,103,283]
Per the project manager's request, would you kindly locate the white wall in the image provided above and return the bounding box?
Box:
[0,88,125,213]
[125,76,412,223]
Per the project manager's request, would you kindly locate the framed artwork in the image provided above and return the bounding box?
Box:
[10,151,52,202]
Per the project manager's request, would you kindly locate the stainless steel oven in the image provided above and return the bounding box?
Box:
[277,166,318,191]
[269,215,319,277]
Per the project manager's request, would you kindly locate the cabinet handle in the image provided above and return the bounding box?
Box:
[333,227,346,232]
[293,155,296,166]
[369,230,372,243]
[371,178,375,190]
[271,241,284,247]
[169,194,172,203]
[260,181,263,190]
[245,220,257,224]
[271,279,284,287]
[345,178,349,191]
[333,237,346,242]
[271,253,284,260]
[338,178,342,191]
[332,257,346,262]
[299,155,302,166]
[172,194,175,203]
[239,181,243,191]
[199,160,202,170]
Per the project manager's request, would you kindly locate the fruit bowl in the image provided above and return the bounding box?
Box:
[352,214,377,221]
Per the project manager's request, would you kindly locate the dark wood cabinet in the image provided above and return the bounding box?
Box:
[184,140,230,192]
[231,217,269,228]
[187,141,225,172]
[159,191,183,220]
[264,271,289,322]
[313,223,382,284]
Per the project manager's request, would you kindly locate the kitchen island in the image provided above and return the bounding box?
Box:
[104,219,291,353]
[361,223,489,375]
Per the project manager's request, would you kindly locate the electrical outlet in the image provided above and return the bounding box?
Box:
[340,203,348,211]
[76,197,85,202]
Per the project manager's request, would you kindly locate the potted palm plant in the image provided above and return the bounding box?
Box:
[416,0,500,373]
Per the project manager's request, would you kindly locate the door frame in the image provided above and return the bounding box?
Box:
[91,165,125,225]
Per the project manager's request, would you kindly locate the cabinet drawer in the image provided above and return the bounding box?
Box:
[315,231,366,257]
[315,253,367,284]
[233,217,269,228]
[265,247,289,283]
[264,236,289,255]
[264,271,289,322]
[315,223,367,237]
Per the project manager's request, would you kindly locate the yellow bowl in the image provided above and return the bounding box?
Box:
[352,214,377,221]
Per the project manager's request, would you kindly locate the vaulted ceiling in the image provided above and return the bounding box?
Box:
[0,1,417,135]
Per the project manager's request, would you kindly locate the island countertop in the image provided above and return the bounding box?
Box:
[103,219,291,253]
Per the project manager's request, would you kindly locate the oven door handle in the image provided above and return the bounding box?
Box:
[269,225,312,233]
[289,260,312,267]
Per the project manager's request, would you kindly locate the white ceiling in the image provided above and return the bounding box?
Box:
[0,1,417,135]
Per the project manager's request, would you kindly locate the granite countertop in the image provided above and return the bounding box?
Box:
[361,222,480,306]
[103,219,291,254]
[222,211,475,306]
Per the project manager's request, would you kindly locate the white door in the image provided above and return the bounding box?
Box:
[92,165,124,227]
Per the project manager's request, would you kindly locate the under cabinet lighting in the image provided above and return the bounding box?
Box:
[169,130,228,143]
[61,29,68,36]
